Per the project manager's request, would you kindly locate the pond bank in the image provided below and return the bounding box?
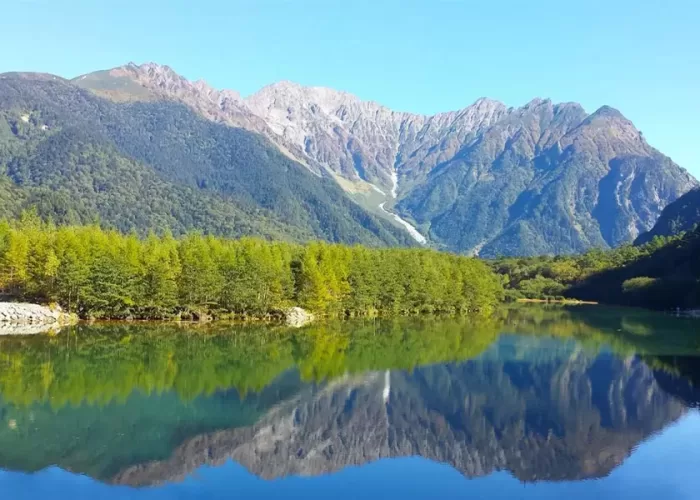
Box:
[0,303,314,334]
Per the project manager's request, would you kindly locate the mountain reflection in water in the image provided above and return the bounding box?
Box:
[0,305,699,497]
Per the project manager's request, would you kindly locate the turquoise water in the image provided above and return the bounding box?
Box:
[0,306,699,498]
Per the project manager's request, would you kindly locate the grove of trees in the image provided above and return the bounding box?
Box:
[0,212,503,319]
[492,228,700,310]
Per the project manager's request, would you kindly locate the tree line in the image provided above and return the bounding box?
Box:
[491,237,672,301]
[0,212,503,319]
[492,228,700,310]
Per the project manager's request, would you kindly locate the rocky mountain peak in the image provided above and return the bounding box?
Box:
[591,104,625,119]
[246,80,379,118]
[524,97,550,107]
[462,97,509,120]
[114,62,223,100]
[464,96,505,113]
[112,62,181,89]
[127,61,177,76]
[561,104,648,158]
[581,105,636,131]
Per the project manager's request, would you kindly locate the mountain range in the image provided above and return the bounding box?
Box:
[0,71,413,247]
[0,62,696,256]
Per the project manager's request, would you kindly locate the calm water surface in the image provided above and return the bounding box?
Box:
[0,305,699,499]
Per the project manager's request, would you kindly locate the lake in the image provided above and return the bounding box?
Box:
[0,305,699,499]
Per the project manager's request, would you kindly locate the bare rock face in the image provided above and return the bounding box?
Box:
[73,63,698,256]
[245,83,508,196]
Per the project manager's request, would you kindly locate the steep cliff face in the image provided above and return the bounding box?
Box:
[245,83,509,197]
[111,351,686,486]
[73,63,698,256]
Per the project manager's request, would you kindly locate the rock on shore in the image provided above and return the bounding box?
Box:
[0,303,76,335]
[284,307,315,328]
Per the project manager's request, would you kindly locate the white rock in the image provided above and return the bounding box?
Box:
[0,302,76,335]
[284,307,315,328]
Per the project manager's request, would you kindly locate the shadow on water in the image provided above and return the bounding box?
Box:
[0,305,698,486]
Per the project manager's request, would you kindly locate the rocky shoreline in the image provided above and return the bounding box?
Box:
[0,303,77,335]
[0,303,314,334]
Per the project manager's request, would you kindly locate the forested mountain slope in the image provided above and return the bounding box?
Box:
[0,74,414,247]
[73,63,697,256]
[635,188,700,245]
[493,219,700,310]
[568,227,700,309]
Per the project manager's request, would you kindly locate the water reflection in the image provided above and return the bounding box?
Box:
[0,305,698,492]
[112,341,686,485]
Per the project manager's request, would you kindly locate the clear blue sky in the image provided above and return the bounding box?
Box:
[2,0,698,176]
